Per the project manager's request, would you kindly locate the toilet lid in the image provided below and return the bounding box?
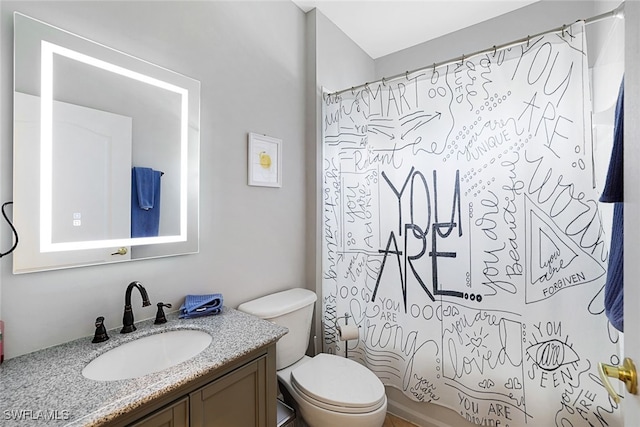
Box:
[291,353,385,412]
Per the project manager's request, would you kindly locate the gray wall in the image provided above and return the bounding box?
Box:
[375,1,614,78]
[305,7,376,355]
[0,0,307,358]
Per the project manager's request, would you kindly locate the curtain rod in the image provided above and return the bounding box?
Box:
[330,3,625,97]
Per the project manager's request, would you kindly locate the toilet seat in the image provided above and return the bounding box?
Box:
[290,353,386,414]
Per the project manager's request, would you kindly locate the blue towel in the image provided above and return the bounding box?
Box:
[179,294,224,319]
[134,167,155,210]
[600,79,624,332]
[131,167,162,238]
[600,80,624,203]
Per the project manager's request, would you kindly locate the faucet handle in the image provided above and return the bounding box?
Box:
[154,303,172,324]
[92,316,109,343]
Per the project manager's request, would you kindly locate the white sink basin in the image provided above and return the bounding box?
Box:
[82,329,212,381]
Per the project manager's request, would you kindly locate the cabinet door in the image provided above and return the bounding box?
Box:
[190,356,267,427]
[130,397,188,427]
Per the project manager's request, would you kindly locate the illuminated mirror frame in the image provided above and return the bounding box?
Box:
[39,41,189,252]
[13,12,200,273]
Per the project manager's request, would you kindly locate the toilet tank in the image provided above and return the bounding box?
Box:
[237,288,317,369]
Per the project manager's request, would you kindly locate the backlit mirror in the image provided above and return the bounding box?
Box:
[12,13,200,273]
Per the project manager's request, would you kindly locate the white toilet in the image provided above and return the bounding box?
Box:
[238,288,387,427]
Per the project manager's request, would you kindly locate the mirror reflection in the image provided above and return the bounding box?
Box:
[13,13,200,273]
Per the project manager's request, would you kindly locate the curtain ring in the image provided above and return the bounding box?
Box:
[460,54,465,65]
[405,71,409,80]
[382,77,387,86]
[527,35,530,47]
[433,63,436,73]
[351,87,355,95]
[561,25,566,37]
[364,83,370,92]
[493,45,497,57]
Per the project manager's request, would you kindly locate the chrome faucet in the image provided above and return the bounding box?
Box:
[121,281,151,333]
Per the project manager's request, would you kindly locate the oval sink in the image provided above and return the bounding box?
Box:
[82,329,212,381]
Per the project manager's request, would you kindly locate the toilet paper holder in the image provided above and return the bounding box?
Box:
[334,313,360,359]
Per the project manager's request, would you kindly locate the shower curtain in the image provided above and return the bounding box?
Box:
[321,22,621,426]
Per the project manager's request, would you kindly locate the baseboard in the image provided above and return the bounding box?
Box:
[387,398,454,427]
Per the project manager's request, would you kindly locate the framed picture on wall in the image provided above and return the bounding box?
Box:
[248,133,282,187]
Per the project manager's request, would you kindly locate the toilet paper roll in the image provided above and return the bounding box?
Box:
[337,323,359,341]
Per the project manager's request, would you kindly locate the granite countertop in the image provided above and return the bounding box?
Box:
[0,307,287,426]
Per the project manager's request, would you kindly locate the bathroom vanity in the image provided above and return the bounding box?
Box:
[0,308,287,427]
[126,347,271,427]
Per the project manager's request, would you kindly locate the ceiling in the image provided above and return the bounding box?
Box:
[292,0,540,59]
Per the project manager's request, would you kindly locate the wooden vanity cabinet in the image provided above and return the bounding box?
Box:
[112,343,277,427]
[130,398,188,427]
[190,353,267,426]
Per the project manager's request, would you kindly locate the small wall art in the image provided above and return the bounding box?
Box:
[248,133,282,187]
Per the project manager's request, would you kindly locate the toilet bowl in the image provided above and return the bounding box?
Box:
[278,354,387,427]
[237,288,387,427]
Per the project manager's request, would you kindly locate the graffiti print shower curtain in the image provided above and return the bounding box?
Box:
[321,23,621,426]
